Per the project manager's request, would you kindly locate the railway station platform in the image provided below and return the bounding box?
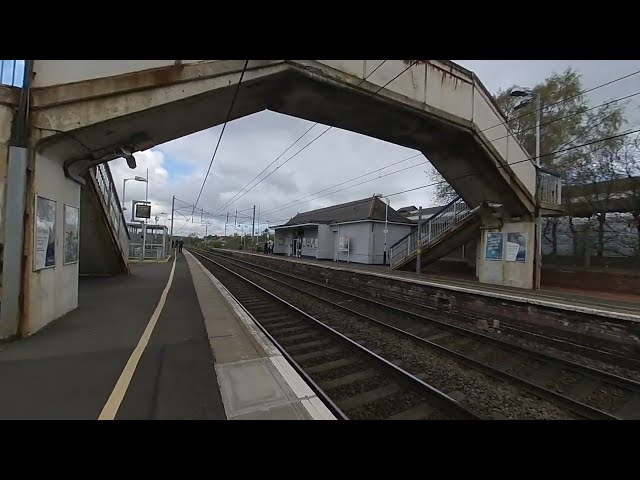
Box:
[224,250,640,322]
[0,253,334,420]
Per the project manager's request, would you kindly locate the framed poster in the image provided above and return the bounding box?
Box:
[64,204,80,265]
[34,195,57,270]
[338,235,350,252]
[485,232,503,261]
[506,232,527,262]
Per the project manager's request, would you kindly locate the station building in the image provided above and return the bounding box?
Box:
[273,196,416,264]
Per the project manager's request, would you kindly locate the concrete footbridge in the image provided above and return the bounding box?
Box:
[1,59,563,338]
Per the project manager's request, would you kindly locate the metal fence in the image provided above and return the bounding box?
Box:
[542,214,639,258]
[538,169,562,206]
[92,163,130,259]
[127,224,170,260]
[0,60,24,87]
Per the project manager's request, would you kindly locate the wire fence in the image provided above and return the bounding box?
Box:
[0,60,25,87]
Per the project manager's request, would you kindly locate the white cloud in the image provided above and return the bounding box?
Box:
[106,60,640,239]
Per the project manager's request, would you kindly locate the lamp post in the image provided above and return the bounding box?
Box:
[510,86,542,289]
[510,87,541,168]
[375,194,390,265]
[122,176,147,211]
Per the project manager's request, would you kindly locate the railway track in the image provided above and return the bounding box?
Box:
[189,250,480,420]
[193,248,640,420]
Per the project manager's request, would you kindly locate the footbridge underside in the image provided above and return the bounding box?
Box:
[30,60,561,219]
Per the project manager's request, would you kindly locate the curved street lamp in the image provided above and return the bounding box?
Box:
[510,86,541,167]
[122,176,147,211]
[510,86,543,290]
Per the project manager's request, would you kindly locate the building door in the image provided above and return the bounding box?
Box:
[332,231,338,261]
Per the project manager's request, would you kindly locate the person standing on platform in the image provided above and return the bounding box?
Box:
[178,240,183,253]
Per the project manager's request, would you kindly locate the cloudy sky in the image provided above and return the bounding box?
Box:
[107,60,640,238]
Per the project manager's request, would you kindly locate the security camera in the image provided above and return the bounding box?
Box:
[114,147,137,169]
[125,154,137,169]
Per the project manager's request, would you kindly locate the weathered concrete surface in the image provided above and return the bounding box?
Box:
[217,249,640,362]
[22,148,81,335]
[29,60,552,218]
[0,86,18,259]
[477,220,537,289]
[0,86,19,338]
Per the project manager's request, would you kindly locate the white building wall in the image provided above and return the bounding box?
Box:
[300,226,319,258]
[332,222,377,264]
[317,224,333,260]
[273,228,292,255]
[372,222,414,264]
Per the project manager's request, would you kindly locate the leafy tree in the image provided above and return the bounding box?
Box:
[428,68,625,198]
[426,68,630,259]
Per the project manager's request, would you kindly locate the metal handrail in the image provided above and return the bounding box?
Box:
[390,197,479,269]
[390,195,462,251]
[92,163,130,261]
[538,170,562,205]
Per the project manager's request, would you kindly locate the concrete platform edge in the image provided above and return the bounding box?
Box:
[220,249,640,323]
[184,251,335,421]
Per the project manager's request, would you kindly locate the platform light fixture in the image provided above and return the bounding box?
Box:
[509,86,541,168]
[122,175,148,211]
[115,146,137,169]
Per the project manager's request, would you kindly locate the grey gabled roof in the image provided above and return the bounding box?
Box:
[281,196,416,227]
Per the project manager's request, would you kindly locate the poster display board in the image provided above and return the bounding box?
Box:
[64,204,80,264]
[485,232,504,261]
[338,235,350,252]
[34,195,57,270]
[506,232,527,262]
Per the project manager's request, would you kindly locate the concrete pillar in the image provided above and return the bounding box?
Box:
[0,89,24,339]
[477,220,537,289]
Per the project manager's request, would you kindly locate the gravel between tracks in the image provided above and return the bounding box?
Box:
[215,258,582,420]
[330,277,640,382]
[225,254,640,382]
[215,257,634,415]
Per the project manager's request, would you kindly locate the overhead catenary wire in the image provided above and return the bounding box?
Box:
[190,60,250,220]
[214,124,640,228]
[260,89,640,219]
[485,90,640,147]
[260,152,424,216]
[381,127,640,199]
[179,65,640,231]
[215,61,421,214]
[481,68,640,133]
[214,60,390,214]
[254,126,640,226]
[218,64,639,216]
[263,158,429,217]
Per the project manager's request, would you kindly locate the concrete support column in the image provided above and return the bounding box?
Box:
[0,146,28,338]
[477,220,537,289]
